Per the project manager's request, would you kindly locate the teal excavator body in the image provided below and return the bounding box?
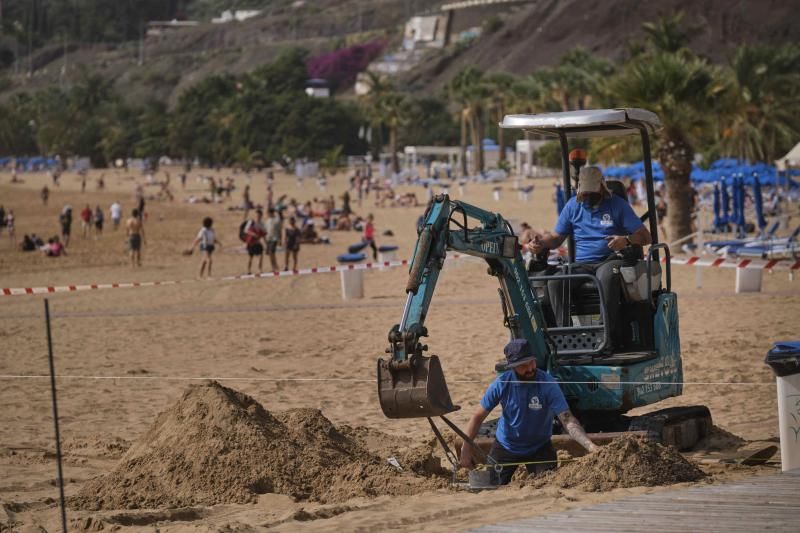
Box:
[377,194,683,427]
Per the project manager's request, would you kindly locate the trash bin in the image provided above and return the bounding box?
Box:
[337,253,365,300]
[735,267,762,293]
[378,245,398,270]
[765,341,800,472]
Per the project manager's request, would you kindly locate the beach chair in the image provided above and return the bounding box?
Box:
[704,220,780,253]
[730,225,800,259]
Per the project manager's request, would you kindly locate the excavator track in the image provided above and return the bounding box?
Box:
[627,405,712,451]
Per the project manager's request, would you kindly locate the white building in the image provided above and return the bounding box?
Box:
[212,10,262,24]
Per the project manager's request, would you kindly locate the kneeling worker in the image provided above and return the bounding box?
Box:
[460,339,598,485]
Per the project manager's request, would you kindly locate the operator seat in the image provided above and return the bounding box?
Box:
[568,180,661,352]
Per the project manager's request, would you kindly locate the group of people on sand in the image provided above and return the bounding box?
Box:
[241,208,302,275]
[184,206,380,278]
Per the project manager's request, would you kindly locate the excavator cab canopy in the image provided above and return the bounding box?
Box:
[500,108,661,138]
[501,108,664,265]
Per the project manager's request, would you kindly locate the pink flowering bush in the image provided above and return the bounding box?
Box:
[306,40,386,90]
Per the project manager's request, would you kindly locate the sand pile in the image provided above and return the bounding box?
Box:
[529,435,704,491]
[71,381,445,511]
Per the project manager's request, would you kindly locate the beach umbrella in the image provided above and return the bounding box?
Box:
[721,178,730,227]
[713,184,722,231]
[556,184,565,215]
[736,177,747,236]
[753,175,767,231]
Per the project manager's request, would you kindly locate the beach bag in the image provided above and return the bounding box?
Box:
[239,220,250,242]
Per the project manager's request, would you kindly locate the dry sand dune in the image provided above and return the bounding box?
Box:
[0,168,798,531]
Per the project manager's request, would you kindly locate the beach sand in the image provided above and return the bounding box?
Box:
[0,167,797,531]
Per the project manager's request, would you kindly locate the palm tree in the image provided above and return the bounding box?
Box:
[641,12,696,54]
[359,71,392,159]
[534,48,614,112]
[610,52,726,243]
[320,145,344,176]
[717,44,800,163]
[378,92,410,174]
[449,66,489,175]
[234,148,265,173]
[484,72,516,164]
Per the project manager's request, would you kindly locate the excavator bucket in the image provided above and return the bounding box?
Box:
[377,355,460,419]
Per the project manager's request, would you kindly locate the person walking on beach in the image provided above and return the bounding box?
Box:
[243,185,252,220]
[80,204,92,239]
[5,209,15,245]
[110,201,122,231]
[284,216,301,271]
[41,185,49,206]
[126,208,145,267]
[94,205,104,237]
[134,184,145,220]
[265,207,282,272]
[244,208,267,274]
[363,213,378,260]
[59,206,72,248]
[188,216,221,278]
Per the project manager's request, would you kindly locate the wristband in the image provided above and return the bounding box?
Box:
[625,235,632,245]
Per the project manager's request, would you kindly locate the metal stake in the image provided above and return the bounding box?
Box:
[45,299,67,532]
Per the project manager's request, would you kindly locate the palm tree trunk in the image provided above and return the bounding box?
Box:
[460,109,468,176]
[497,105,506,163]
[560,91,570,112]
[389,126,399,175]
[476,112,485,173]
[469,114,480,175]
[658,132,695,246]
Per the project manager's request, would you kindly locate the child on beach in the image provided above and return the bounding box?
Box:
[363,213,377,260]
[188,217,222,278]
[284,217,301,271]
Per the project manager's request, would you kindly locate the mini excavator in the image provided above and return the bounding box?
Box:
[377,109,711,455]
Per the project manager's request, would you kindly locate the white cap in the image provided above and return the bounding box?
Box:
[577,166,609,196]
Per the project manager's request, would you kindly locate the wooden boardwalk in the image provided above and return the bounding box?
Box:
[473,470,800,532]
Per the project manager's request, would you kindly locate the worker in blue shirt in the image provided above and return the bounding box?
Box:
[527,165,652,345]
[460,339,598,485]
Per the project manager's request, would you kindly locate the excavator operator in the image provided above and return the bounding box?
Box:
[527,166,652,347]
[459,339,598,485]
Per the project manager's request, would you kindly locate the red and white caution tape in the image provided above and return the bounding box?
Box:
[1,258,413,296]
[664,256,800,271]
[2,254,798,297]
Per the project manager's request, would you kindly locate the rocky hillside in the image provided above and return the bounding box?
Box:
[2,0,798,106]
[404,0,800,92]
[0,0,444,107]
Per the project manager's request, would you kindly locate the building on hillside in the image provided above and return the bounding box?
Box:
[516,139,558,177]
[467,138,514,170]
[403,14,450,50]
[146,20,199,37]
[305,79,330,98]
[212,10,262,24]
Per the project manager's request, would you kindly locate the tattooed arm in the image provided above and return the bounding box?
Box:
[557,410,599,453]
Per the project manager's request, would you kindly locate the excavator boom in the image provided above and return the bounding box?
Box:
[377,194,553,419]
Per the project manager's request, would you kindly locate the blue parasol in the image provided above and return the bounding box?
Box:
[752,174,767,231]
[736,176,747,237]
[721,178,730,228]
[556,184,565,215]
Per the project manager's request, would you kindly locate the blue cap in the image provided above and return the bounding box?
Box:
[503,339,536,368]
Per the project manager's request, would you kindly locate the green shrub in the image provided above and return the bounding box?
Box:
[483,16,503,34]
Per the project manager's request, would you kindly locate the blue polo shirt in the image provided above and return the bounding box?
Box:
[480,369,568,456]
[554,196,644,262]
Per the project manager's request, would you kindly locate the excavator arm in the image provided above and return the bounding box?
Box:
[378,194,554,419]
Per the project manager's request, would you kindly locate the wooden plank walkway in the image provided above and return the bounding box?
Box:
[473,470,800,532]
